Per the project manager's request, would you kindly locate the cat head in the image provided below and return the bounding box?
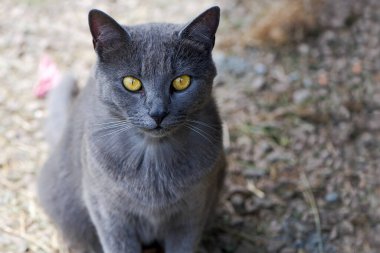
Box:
[89,7,219,137]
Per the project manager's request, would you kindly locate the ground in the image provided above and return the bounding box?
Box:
[1,0,380,253]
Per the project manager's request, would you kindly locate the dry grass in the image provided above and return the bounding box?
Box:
[217,0,325,50]
[244,0,324,46]
[0,146,60,253]
[300,172,324,253]
[244,0,323,45]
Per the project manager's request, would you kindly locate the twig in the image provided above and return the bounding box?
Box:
[300,171,325,253]
[247,179,265,199]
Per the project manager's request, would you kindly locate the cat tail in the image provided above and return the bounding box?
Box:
[44,73,79,147]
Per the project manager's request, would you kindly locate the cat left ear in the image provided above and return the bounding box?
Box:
[179,6,220,49]
[88,9,130,58]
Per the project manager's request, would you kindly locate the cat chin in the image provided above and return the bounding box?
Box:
[141,127,173,138]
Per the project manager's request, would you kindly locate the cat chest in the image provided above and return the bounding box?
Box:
[135,210,171,244]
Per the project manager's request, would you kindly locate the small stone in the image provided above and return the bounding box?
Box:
[268,220,282,234]
[318,72,329,86]
[298,44,309,54]
[302,78,313,87]
[230,216,244,226]
[230,193,245,210]
[254,63,267,75]
[214,53,251,77]
[329,226,338,240]
[235,241,257,253]
[267,238,286,252]
[252,76,266,90]
[281,248,296,253]
[339,221,354,235]
[293,89,311,104]
[325,192,339,203]
[305,232,323,252]
[351,60,362,74]
[288,72,300,82]
[242,168,267,178]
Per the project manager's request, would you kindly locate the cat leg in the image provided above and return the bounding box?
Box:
[164,164,224,253]
[84,195,142,253]
[163,209,205,253]
[58,210,103,253]
[164,223,202,253]
[87,215,141,253]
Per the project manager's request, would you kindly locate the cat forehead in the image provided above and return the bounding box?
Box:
[123,23,191,76]
[126,23,181,43]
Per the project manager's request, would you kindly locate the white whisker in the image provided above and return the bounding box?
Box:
[186,119,220,131]
[187,123,218,142]
[94,120,129,126]
[93,122,130,131]
[95,125,133,139]
[184,124,214,145]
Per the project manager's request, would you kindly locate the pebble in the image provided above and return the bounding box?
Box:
[325,192,339,203]
[252,76,266,90]
[293,89,311,104]
[242,168,267,178]
[235,241,257,253]
[305,233,323,252]
[339,221,354,235]
[302,78,313,87]
[298,44,310,54]
[229,216,244,226]
[281,248,296,253]
[213,53,251,77]
[267,238,286,252]
[230,193,245,209]
[288,72,300,82]
[254,63,268,75]
[318,71,329,86]
[352,60,362,74]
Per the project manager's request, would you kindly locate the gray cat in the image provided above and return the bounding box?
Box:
[37,6,225,253]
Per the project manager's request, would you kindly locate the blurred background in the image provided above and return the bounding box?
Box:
[1,0,380,252]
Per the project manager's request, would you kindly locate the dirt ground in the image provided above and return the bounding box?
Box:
[1,0,380,253]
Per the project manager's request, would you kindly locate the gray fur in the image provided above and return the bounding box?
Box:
[44,73,78,147]
[37,6,225,253]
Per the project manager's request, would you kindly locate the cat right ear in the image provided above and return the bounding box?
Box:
[179,6,220,49]
[88,9,130,59]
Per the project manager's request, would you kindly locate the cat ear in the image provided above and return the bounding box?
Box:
[179,6,220,49]
[88,9,130,58]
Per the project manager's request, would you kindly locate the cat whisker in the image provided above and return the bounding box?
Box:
[186,119,220,131]
[93,122,130,131]
[186,123,218,142]
[95,125,133,139]
[94,120,129,126]
[184,124,214,145]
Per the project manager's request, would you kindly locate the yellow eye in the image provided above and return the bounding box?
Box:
[172,75,191,91]
[123,76,142,92]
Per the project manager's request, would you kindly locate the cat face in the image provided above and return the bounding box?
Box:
[89,8,219,137]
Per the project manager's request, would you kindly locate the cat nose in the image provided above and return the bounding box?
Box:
[149,110,168,126]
